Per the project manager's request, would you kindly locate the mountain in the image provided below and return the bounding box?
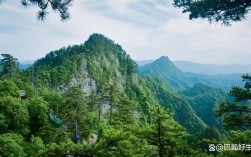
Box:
[1,33,233,156]
[28,34,207,134]
[185,72,243,90]
[0,62,31,70]
[19,60,34,70]
[137,59,251,75]
[180,83,227,130]
[139,56,228,131]
[19,64,32,70]
[139,56,192,90]
[142,77,207,133]
[20,60,35,64]
[139,56,244,90]
[136,59,154,66]
[174,60,251,75]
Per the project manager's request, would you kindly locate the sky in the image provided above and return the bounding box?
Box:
[1,0,251,65]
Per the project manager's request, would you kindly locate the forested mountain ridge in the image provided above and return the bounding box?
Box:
[139,55,228,131]
[136,59,154,66]
[185,72,243,90]
[2,34,199,156]
[28,34,206,134]
[137,59,250,75]
[138,58,244,90]
[137,55,251,156]
[139,56,192,90]
[174,60,251,75]
[31,34,138,90]
[180,83,227,130]
[142,77,207,133]
[2,33,249,156]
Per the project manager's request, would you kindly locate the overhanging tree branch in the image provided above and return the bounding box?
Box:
[174,0,251,25]
[20,0,73,21]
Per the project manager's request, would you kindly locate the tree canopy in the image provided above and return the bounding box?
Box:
[174,0,251,25]
[7,0,73,21]
[1,0,251,24]
[0,54,18,80]
[0,35,242,156]
[215,74,251,130]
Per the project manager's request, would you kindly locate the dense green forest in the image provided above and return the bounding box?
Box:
[139,57,244,90]
[0,34,251,156]
[179,83,227,131]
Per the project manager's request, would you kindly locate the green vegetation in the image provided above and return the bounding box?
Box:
[142,77,207,134]
[146,106,190,157]
[20,0,72,21]
[0,34,250,156]
[216,74,251,131]
[174,0,251,25]
[139,56,191,90]
[180,83,227,130]
[0,54,19,80]
[2,0,250,25]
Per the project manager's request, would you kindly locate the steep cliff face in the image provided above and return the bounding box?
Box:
[28,33,207,134]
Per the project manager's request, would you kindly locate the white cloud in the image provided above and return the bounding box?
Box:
[0,0,251,64]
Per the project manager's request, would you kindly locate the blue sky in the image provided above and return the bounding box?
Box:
[1,0,251,64]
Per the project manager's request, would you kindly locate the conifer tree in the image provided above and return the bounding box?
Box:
[112,96,137,127]
[102,83,120,125]
[61,86,88,142]
[20,0,72,21]
[215,74,251,130]
[147,105,186,157]
[86,92,102,140]
[0,54,18,80]
[174,0,251,25]
[94,125,155,157]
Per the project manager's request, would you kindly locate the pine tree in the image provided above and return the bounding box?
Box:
[61,86,88,143]
[0,54,19,80]
[20,0,72,21]
[147,105,187,157]
[215,74,251,130]
[86,92,102,140]
[174,0,251,25]
[102,83,120,125]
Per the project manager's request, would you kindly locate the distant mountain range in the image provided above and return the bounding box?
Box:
[19,64,32,70]
[136,59,154,66]
[137,59,251,75]
[20,60,35,64]
[138,56,244,90]
[139,56,191,90]
[19,60,34,70]
[179,83,227,131]
[173,60,251,75]
[138,56,228,131]
[0,34,243,138]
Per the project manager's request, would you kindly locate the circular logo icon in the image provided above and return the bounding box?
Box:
[216,144,223,152]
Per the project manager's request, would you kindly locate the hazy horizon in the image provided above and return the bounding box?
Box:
[19,56,251,66]
[1,0,251,65]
